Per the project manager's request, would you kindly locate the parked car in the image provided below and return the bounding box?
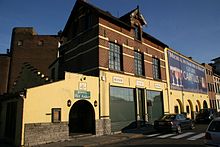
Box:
[204,117,220,146]
[196,108,220,123]
[154,114,195,134]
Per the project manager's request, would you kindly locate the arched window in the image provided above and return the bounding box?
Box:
[134,25,141,41]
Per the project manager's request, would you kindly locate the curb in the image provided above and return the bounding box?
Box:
[83,133,144,147]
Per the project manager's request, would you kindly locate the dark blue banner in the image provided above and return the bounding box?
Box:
[168,51,207,94]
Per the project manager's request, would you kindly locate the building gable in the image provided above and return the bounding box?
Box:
[120,6,147,27]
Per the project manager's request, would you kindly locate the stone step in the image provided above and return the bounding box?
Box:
[69,133,94,139]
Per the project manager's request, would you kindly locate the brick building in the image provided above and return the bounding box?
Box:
[1,1,170,145]
[8,27,60,92]
[53,0,169,128]
[214,73,220,111]
[203,63,216,109]
[0,0,213,146]
[211,57,220,75]
[166,49,209,119]
[54,0,167,80]
[0,54,10,95]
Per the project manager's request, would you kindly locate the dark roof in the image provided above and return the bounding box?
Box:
[119,7,138,24]
[143,32,168,48]
[62,0,130,35]
[0,54,10,57]
[119,6,147,26]
[62,0,168,48]
[211,57,220,61]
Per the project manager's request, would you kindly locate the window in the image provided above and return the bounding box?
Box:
[51,68,55,81]
[52,108,61,123]
[196,105,198,112]
[38,40,43,46]
[17,40,23,46]
[110,86,135,132]
[208,121,220,132]
[174,106,179,114]
[186,106,190,114]
[72,19,78,36]
[134,25,141,40]
[85,14,92,30]
[152,57,161,79]
[109,42,122,71]
[134,51,144,76]
[147,90,163,123]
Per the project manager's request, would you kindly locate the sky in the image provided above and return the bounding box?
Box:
[0,0,220,64]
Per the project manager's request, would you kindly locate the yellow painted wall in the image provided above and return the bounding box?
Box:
[23,72,99,123]
[169,90,209,116]
[21,72,99,145]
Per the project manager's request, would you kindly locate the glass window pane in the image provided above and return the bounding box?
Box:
[110,86,135,132]
[109,42,122,71]
[147,91,163,124]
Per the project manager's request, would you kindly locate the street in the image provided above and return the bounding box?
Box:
[0,123,209,147]
[98,124,208,147]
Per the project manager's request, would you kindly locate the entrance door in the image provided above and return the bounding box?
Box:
[69,100,95,135]
[203,100,208,109]
[147,90,163,124]
[137,89,145,122]
[4,102,17,142]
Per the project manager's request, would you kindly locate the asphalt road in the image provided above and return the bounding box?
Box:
[0,123,209,147]
[98,123,208,147]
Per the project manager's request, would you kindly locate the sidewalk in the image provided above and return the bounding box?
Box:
[37,125,156,147]
[0,125,156,147]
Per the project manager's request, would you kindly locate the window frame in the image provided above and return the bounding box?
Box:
[134,25,141,41]
[17,40,23,46]
[51,108,61,123]
[152,57,161,80]
[38,40,44,46]
[134,50,144,76]
[109,42,123,71]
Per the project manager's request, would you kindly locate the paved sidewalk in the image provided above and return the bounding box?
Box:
[0,125,156,147]
[37,125,156,147]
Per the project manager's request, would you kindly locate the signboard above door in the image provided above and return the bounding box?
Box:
[74,90,90,99]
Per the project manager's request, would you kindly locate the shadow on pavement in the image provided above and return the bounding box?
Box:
[121,121,157,135]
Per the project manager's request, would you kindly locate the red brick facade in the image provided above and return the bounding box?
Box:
[59,0,167,82]
[8,27,59,92]
[0,54,10,94]
[203,63,216,109]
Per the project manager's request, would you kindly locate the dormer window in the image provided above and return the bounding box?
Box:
[134,25,141,41]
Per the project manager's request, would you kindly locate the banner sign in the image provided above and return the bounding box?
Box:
[168,51,207,94]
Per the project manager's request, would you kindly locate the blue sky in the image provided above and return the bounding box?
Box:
[0,0,220,64]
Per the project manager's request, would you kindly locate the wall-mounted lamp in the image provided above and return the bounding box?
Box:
[67,99,71,107]
[94,100,97,107]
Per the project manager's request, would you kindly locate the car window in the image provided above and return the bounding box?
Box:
[176,115,180,120]
[179,114,186,120]
[208,121,220,132]
[162,115,176,120]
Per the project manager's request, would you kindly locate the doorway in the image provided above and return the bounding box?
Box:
[69,100,95,135]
